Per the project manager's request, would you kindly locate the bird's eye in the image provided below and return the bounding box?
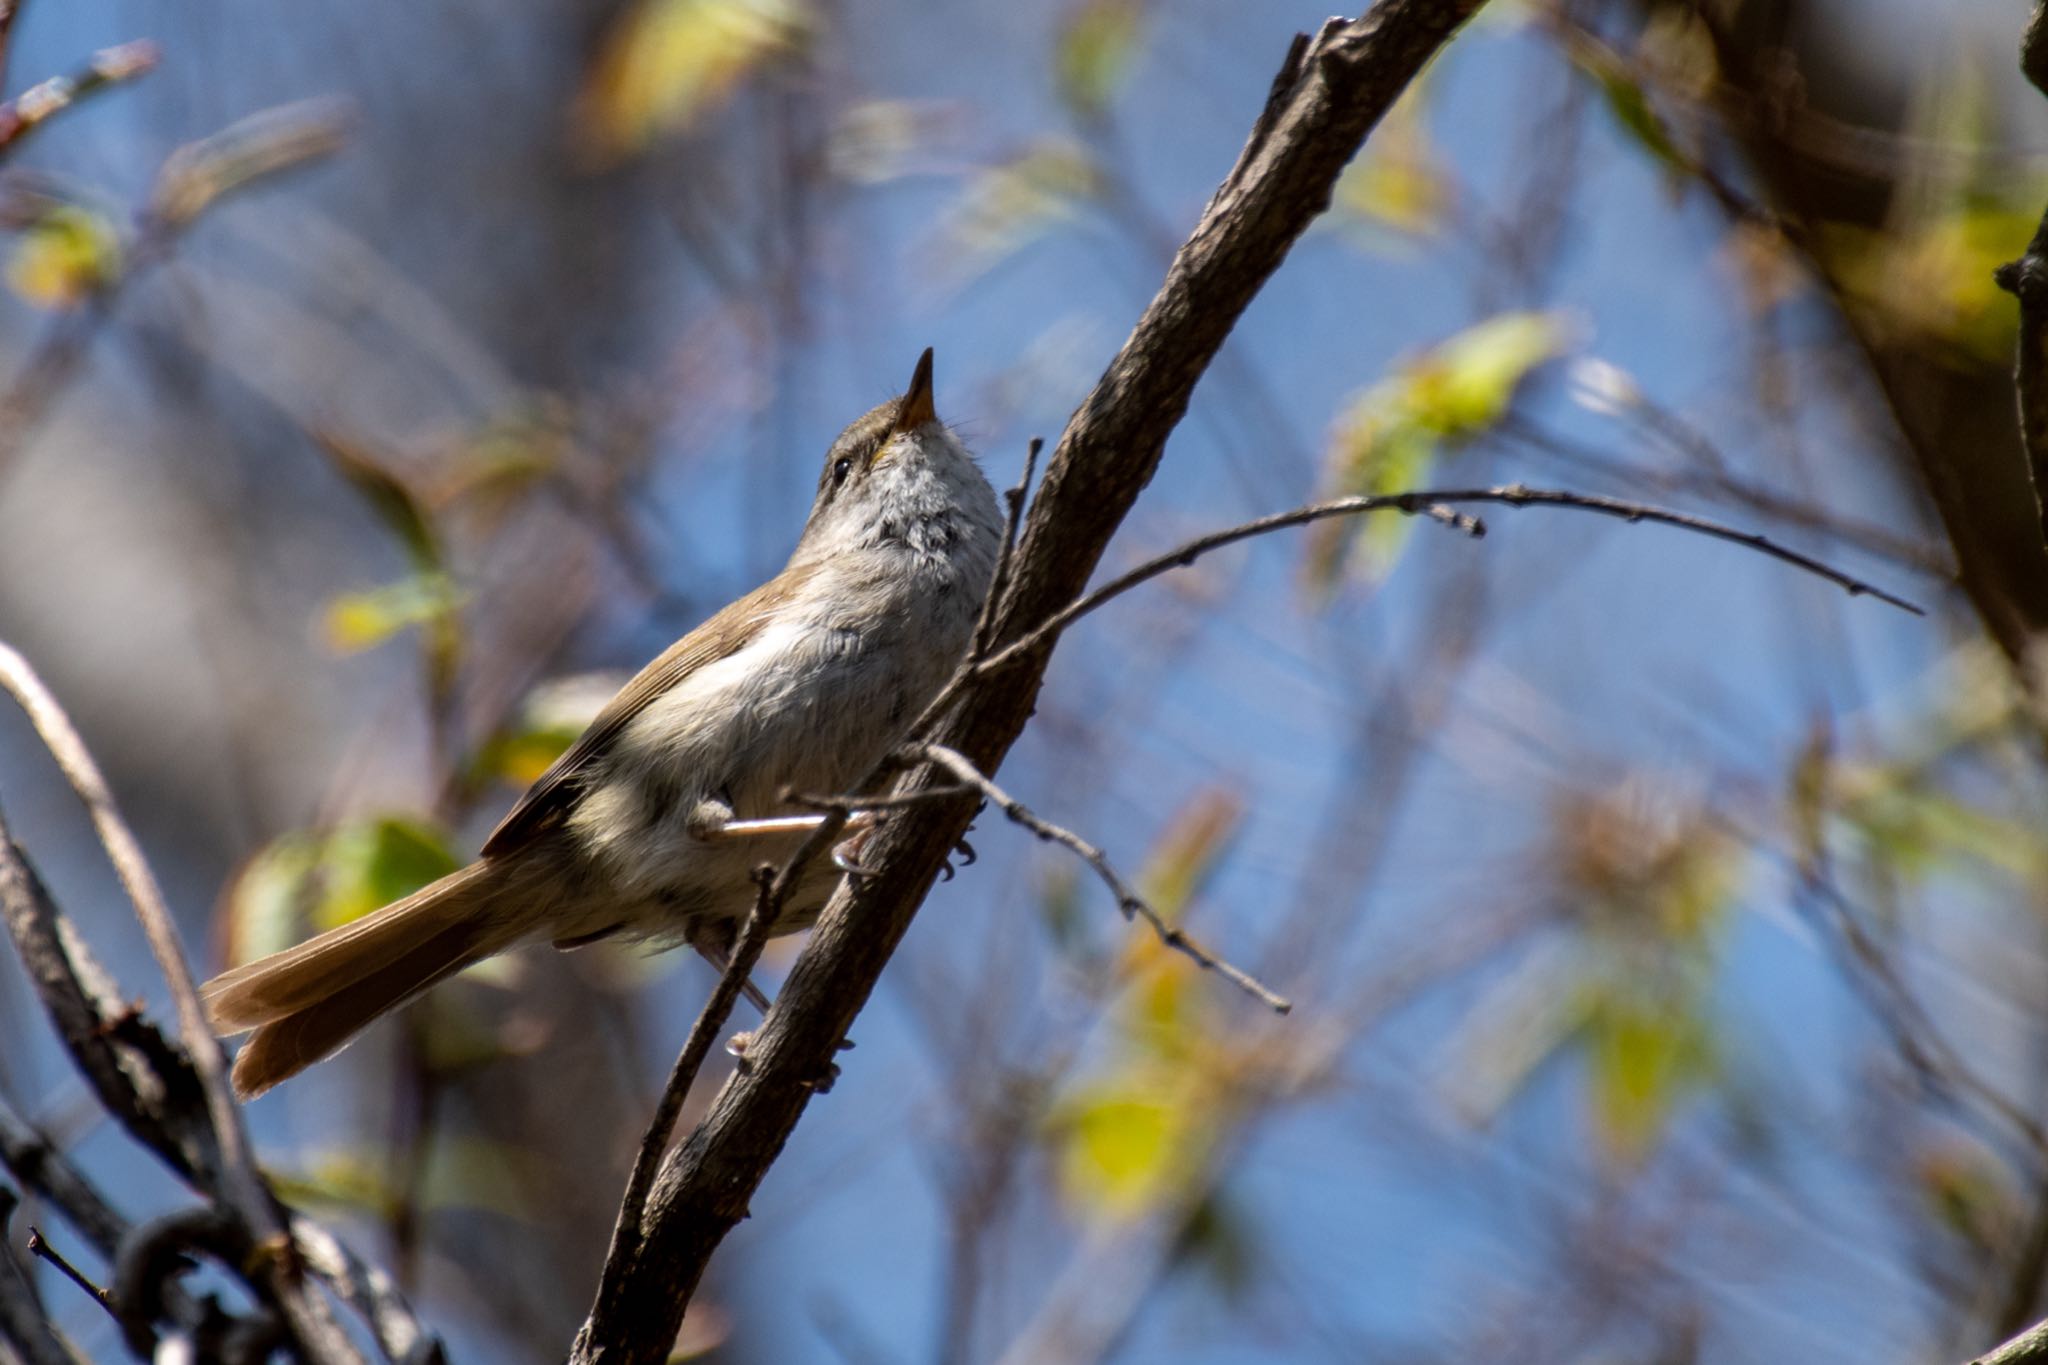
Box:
[832,456,853,485]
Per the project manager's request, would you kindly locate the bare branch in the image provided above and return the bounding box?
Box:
[1973,1318,2048,1365]
[24,1230,110,1321]
[0,646,273,1262]
[970,437,1042,660]
[966,482,1920,685]
[0,40,158,154]
[568,4,1495,1357]
[0,646,369,1361]
[911,743,1291,1012]
[0,1190,82,1365]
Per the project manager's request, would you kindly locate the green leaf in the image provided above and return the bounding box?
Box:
[1053,1084,1189,1221]
[1056,0,1147,119]
[1404,311,1569,436]
[313,430,443,571]
[6,205,120,310]
[1563,32,1691,176]
[219,815,462,964]
[1332,90,1450,246]
[1308,312,1567,587]
[323,572,464,655]
[581,0,809,156]
[220,833,326,967]
[1580,987,1716,1165]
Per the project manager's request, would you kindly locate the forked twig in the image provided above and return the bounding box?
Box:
[908,743,1291,1014]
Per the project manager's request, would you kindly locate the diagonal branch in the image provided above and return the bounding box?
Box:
[568,2,1496,1358]
[0,646,275,1267]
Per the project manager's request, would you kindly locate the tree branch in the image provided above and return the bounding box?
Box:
[1974,1319,2048,1365]
[0,646,282,1283]
[567,2,1495,1358]
[908,743,1290,1012]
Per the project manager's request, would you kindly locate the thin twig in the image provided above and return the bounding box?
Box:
[784,784,981,813]
[910,743,1292,1014]
[0,1187,79,1365]
[580,839,835,1351]
[970,437,1042,659]
[0,645,271,1238]
[0,645,364,1360]
[969,482,1921,681]
[25,1228,111,1319]
[0,40,157,154]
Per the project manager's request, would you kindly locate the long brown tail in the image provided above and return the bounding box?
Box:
[202,859,525,1099]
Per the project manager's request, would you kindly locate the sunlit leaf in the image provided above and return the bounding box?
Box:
[1307,312,1568,587]
[6,205,119,309]
[581,0,809,157]
[220,833,324,968]
[323,572,465,655]
[935,138,1099,290]
[1052,1082,1196,1221]
[1580,987,1716,1164]
[1824,202,2033,365]
[1056,0,1147,119]
[473,672,618,788]
[1332,90,1451,247]
[220,816,462,965]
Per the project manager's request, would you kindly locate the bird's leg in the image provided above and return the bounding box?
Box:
[686,797,881,874]
[687,919,772,1013]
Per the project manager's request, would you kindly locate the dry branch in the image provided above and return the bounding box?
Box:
[567,2,1495,1358]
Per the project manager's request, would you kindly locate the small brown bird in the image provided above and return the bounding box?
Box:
[204,350,1002,1098]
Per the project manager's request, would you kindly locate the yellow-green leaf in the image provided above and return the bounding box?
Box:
[7,206,119,309]
[1138,788,1242,923]
[323,572,464,655]
[1580,988,1715,1165]
[581,0,809,156]
[1307,312,1566,587]
[1056,0,1147,119]
[1333,91,1450,245]
[313,430,442,571]
[220,816,461,962]
[1053,1085,1189,1221]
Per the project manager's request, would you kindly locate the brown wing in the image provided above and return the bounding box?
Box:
[480,567,813,858]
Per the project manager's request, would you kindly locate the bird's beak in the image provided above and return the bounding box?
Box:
[880,348,937,460]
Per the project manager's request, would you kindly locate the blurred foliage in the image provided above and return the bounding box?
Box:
[222,815,462,966]
[581,0,810,157]
[5,204,118,309]
[1055,0,1149,120]
[1050,790,1244,1224]
[1332,85,1454,247]
[1307,310,1569,586]
[1449,781,1736,1165]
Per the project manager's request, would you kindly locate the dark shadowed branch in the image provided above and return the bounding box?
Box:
[0,643,443,1361]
